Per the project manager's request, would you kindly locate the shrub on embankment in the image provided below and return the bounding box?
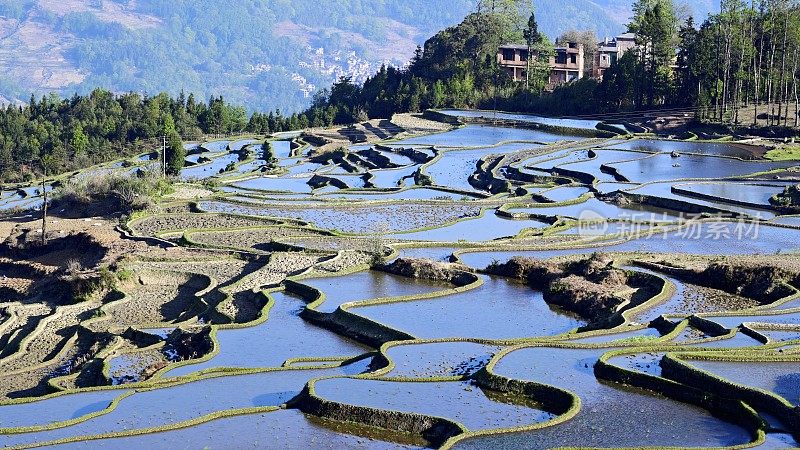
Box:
[636,260,797,305]
[163,327,214,362]
[546,276,627,322]
[379,258,475,287]
[53,172,172,216]
[771,184,800,213]
[485,254,659,323]
[700,262,796,303]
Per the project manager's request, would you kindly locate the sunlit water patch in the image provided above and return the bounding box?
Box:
[47,409,416,450]
[511,197,685,222]
[163,291,368,377]
[539,185,591,202]
[690,359,800,406]
[557,149,652,182]
[313,378,555,431]
[382,341,500,378]
[453,346,752,449]
[0,390,130,430]
[0,366,357,448]
[427,142,541,192]
[352,276,585,340]
[367,164,420,188]
[180,152,241,181]
[227,176,315,193]
[438,109,601,130]
[389,212,549,242]
[394,246,460,262]
[457,222,800,268]
[673,181,791,206]
[625,182,779,219]
[301,271,450,314]
[607,153,797,184]
[608,139,763,159]
[198,140,230,152]
[320,188,474,202]
[392,125,580,147]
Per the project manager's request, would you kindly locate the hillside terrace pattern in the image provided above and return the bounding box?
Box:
[0,111,799,448]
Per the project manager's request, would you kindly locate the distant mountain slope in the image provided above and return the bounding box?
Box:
[585,0,718,24]
[0,0,717,112]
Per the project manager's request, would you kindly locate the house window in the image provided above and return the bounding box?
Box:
[555,53,567,65]
[570,54,577,64]
[569,42,578,49]
[502,49,515,61]
[520,50,529,60]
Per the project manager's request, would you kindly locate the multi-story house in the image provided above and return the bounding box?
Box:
[593,33,637,80]
[548,42,585,88]
[497,41,585,90]
[496,44,530,82]
[498,33,638,88]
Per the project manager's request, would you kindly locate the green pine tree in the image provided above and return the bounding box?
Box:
[166,132,185,176]
[71,124,89,157]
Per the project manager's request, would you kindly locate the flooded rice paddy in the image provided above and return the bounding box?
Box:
[300,271,450,314]
[4,116,800,448]
[456,347,754,449]
[690,359,800,406]
[313,378,556,431]
[351,276,585,340]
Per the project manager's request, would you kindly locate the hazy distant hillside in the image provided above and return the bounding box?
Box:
[0,0,717,112]
[588,0,719,26]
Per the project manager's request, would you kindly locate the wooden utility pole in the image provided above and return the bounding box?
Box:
[754,0,764,126]
[777,3,789,126]
[162,135,167,178]
[767,4,778,126]
[794,45,799,128]
[40,163,47,246]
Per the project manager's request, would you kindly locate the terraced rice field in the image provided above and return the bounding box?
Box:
[2,112,800,448]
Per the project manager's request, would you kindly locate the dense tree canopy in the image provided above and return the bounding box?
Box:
[305,8,555,122]
[0,90,300,182]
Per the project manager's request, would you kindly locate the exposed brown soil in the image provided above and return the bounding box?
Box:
[132,214,283,237]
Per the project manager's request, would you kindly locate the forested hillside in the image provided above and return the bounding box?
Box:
[0,0,717,113]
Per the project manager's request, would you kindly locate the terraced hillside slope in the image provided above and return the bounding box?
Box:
[0,110,798,449]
